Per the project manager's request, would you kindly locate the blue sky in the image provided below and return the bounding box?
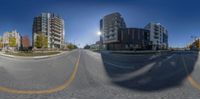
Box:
[0,0,200,47]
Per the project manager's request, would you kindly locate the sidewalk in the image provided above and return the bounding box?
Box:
[0,51,67,59]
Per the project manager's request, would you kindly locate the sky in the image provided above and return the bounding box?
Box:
[0,0,200,48]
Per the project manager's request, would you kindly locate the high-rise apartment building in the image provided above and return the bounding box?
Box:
[32,13,65,49]
[144,22,168,50]
[3,30,21,50]
[100,12,126,50]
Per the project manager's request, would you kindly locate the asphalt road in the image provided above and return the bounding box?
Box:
[0,49,200,99]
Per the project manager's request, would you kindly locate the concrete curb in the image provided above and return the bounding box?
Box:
[106,50,171,55]
[0,51,67,59]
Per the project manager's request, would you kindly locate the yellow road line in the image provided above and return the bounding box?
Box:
[0,52,81,94]
[182,55,200,91]
[187,75,200,90]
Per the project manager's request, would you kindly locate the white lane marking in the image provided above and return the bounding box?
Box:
[104,61,136,69]
[155,54,176,68]
[167,54,175,59]
[109,54,177,82]
[149,54,160,60]
[105,54,176,69]
[111,62,156,82]
[161,54,176,63]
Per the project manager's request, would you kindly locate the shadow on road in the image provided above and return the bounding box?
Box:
[101,51,198,91]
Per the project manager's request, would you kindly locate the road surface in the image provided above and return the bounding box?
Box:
[0,49,199,99]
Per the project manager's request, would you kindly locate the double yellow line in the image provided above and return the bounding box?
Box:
[0,53,81,94]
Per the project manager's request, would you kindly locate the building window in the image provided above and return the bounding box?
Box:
[121,32,123,41]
